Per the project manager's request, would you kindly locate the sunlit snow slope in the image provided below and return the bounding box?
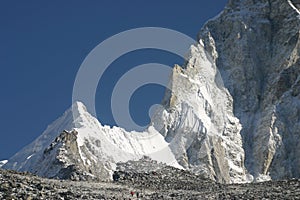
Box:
[3,102,180,180]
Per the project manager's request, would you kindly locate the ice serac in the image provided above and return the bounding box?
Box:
[153,0,300,183]
[3,102,180,180]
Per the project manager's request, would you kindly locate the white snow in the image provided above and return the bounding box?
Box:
[2,104,76,172]
[0,160,8,168]
[26,154,34,160]
[199,39,204,47]
[288,0,300,15]
[228,159,244,174]
[255,174,271,182]
[3,101,182,177]
[73,102,181,169]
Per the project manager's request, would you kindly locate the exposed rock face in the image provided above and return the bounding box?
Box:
[151,51,247,183]
[152,0,300,182]
[204,0,300,181]
[33,130,111,181]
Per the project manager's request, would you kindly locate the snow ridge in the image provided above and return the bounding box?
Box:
[3,102,180,180]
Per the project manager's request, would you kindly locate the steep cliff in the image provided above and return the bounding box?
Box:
[204,0,300,181]
[152,0,300,182]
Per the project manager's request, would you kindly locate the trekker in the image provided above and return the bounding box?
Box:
[130,191,135,197]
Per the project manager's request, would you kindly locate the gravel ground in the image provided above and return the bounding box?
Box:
[1,168,300,199]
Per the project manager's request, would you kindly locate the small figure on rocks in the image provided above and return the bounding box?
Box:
[112,172,120,181]
[130,191,135,197]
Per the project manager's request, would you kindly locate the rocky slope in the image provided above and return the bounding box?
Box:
[1,162,300,200]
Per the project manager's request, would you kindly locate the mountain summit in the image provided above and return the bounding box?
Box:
[3,0,300,183]
[152,0,300,183]
[3,102,180,180]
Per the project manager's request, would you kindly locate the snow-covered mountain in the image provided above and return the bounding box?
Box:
[3,0,300,183]
[2,102,180,180]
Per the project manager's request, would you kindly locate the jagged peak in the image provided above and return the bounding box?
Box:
[69,101,101,129]
[71,101,88,114]
[72,101,87,110]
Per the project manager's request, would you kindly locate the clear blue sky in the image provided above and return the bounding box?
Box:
[0,0,227,159]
